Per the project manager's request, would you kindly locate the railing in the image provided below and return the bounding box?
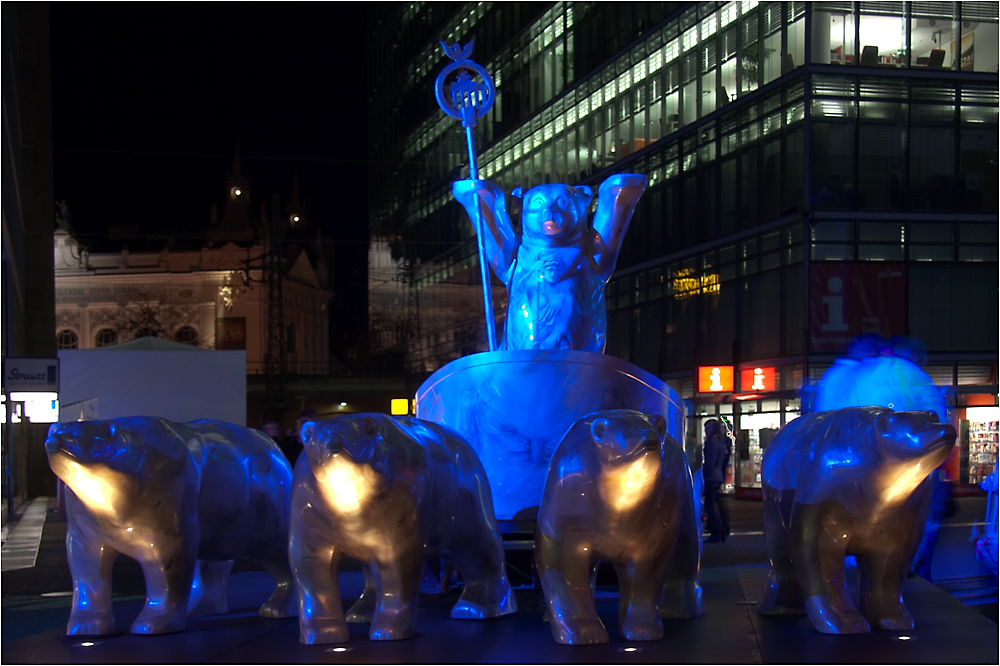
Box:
[246,361,330,375]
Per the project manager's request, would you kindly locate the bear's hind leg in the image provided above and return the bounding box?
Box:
[536,531,608,645]
[187,559,233,617]
[758,485,806,616]
[65,530,118,636]
[446,533,517,620]
[661,490,705,619]
[345,562,376,623]
[791,503,870,634]
[249,537,297,618]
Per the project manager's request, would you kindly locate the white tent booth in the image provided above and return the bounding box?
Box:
[58,337,246,426]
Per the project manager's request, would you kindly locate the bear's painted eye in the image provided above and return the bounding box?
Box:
[557,196,568,209]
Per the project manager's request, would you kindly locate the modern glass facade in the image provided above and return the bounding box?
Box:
[367,1,998,489]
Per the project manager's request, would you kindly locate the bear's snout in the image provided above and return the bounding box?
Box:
[923,423,957,448]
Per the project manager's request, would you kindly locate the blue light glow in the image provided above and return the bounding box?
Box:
[815,355,946,421]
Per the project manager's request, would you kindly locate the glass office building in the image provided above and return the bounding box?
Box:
[367,2,998,491]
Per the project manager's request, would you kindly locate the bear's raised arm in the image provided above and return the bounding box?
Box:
[453,179,518,286]
[592,173,648,280]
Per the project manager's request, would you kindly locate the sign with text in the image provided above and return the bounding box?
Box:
[740,366,776,392]
[698,365,734,393]
[809,263,907,353]
[3,358,59,392]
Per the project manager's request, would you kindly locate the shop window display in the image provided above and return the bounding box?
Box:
[962,408,999,485]
[737,411,781,489]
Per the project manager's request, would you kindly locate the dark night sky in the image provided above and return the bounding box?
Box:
[50,3,370,248]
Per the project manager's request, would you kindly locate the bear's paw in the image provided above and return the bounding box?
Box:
[299,618,350,645]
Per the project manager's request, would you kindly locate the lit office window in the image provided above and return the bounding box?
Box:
[682,26,698,52]
[720,1,738,27]
[701,14,718,39]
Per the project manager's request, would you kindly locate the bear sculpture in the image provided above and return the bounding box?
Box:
[290,414,516,643]
[757,407,956,634]
[535,410,703,645]
[453,174,646,352]
[45,417,296,636]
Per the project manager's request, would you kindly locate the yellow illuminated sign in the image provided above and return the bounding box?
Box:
[390,398,410,416]
[672,268,720,299]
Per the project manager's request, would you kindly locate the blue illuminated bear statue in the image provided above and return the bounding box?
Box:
[758,407,956,634]
[453,174,646,352]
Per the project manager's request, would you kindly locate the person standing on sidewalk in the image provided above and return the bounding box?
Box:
[703,419,731,543]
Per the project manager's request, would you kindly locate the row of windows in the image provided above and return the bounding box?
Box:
[609,219,998,312]
[393,1,998,232]
[55,326,200,350]
[606,259,998,376]
[403,71,997,298]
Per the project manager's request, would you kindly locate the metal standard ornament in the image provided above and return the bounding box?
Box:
[435,40,499,350]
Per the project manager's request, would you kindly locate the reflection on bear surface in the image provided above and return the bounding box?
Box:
[758,407,956,634]
[452,173,646,352]
[45,417,297,636]
[289,414,516,644]
[535,410,703,645]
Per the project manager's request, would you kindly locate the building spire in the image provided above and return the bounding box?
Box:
[287,172,306,229]
[208,140,256,246]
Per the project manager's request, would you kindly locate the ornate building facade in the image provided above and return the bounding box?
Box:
[53,151,333,377]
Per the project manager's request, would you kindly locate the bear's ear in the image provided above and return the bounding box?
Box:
[512,187,523,198]
[361,417,380,438]
[649,413,667,437]
[574,185,594,210]
[299,421,317,446]
[591,417,610,444]
[874,412,895,438]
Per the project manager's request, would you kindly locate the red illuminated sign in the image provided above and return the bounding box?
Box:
[698,366,734,393]
[740,366,775,392]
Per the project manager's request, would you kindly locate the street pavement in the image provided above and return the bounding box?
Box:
[1,494,996,650]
